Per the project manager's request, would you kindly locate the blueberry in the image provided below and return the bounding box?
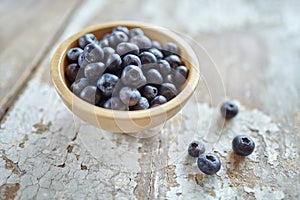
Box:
[139,51,157,64]
[84,62,106,83]
[220,101,238,119]
[159,83,177,100]
[163,42,179,56]
[145,69,163,85]
[121,65,146,88]
[97,73,119,97]
[79,86,101,105]
[102,47,115,63]
[66,63,80,83]
[67,47,83,63]
[71,78,89,96]
[122,54,141,68]
[119,87,141,106]
[173,65,189,88]
[142,85,158,101]
[130,35,152,50]
[78,33,98,49]
[106,53,122,75]
[112,26,129,35]
[157,59,171,76]
[77,53,89,68]
[197,153,221,175]
[232,135,255,156]
[83,43,104,63]
[98,38,109,48]
[108,31,129,48]
[165,55,182,68]
[151,40,162,49]
[150,95,167,107]
[148,48,163,59]
[116,42,139,57]
[175,65,189,79]
[129,28,144,38]
[188,140,205,157]
[131,97,149,110]
[103,97,128,111]
[164,74,175,84]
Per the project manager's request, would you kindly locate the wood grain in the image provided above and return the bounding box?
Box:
[0,0,82,119]
[0,0,300,199]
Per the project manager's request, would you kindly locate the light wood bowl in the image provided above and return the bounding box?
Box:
[51,21,200,133]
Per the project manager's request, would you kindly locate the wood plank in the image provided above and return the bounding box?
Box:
[1,0,300,199]
[0,0,82,119]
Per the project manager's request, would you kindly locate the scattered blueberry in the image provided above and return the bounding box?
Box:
[232,135,255,156]
[188,140,205,157]
[220,101,239,119]
[197,153,221,175]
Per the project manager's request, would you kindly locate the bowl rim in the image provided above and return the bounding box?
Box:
[50,21,200,120]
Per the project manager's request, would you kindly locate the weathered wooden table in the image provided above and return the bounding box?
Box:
[1,0,299,199]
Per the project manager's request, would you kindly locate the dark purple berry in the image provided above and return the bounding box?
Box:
[165,55,182,68]
[121,65,146,88]
[77,53,89,68]
[188,140,205,157]
[197,153,221,175]
[148,48,163,59]
[163,42,179,56]
[78,33,98,49]
[79,86,101,105]
[159,83,177,100]
[119,87,141,106]
[145,69,163,85]
[151,40,162,49]
[157,59,171,76]
[106,53,122,74]
[139,51,157,64]
[175,65,189,79]
[98,38,109,48]
[142,85,158,101]
[102,47,115,63]
[108,31,129,48]
[220,101,238,119]
[66,63,80,83]
[130,35,151,50]
[71,78,89,96]
[103,97,128,111]
[131,97,149,110]
[67,47,83,62]
[83,43,104,63]
[129,28,144,38]
[173,66,189,88]
[150,95,167,107]
[116,42,139,56]
[84,62,106,83]
[232,135,255,156]
[97,73,119,97]
[112,26,129,35]
[122,54,141,68]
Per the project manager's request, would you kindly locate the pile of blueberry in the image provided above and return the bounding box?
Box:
[65,26,189,111]
[188,102,255,175]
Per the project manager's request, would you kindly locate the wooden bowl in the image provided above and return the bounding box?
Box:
[50,21,200,133]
